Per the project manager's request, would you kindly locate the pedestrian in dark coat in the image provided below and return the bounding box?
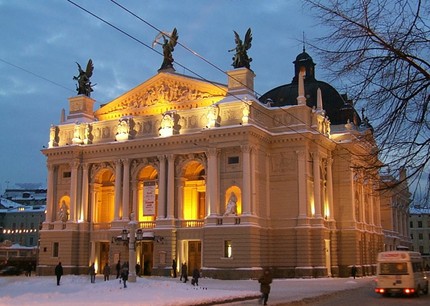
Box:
[89,263,96,283]
[103,262,111,281]
[181,262,188,283]
[26,263,32,277]
[135,262,141,277]
[121,263,129,288]
[351,265,357,279]
[116,260,121,279]
[55,262,63,286]
[172,259,177,278]
[258,269,272,306]
[191,268,200,286]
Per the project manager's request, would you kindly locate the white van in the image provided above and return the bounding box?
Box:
[375,251,429,296]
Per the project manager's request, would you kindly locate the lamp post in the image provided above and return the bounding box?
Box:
[128,219,137,283]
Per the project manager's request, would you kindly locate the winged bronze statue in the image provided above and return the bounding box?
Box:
[73,59,94,97]
[229,28,253,69]
[154,28,179,70]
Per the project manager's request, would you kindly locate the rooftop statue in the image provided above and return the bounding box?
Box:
[153,28,179,70]
[73,59,94,97]
[229,28,252,69]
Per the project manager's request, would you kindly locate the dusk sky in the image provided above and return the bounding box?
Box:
[0,0,324,191]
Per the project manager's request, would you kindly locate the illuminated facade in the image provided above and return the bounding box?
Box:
[38,51,383,279]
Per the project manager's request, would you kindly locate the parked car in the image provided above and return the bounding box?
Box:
[0,266,22,276]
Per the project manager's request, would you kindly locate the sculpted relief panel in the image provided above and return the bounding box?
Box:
[100,79,224,115]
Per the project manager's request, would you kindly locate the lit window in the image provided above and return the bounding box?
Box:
[224,240,232,258]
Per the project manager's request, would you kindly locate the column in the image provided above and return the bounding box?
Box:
[69,160,80,222]
[296,151,307,218]
[122,158,130,220]
[81,163,89,222]
[313,152,322,218]
[46,163,55,222]
[166,154,175,219]
[132,180,138,219]
[177,178,185,219]
[242,145,251,215]
[326,158,334,220]
[114,159,122,220]
[157,155,166,219]
[206,148,219,216]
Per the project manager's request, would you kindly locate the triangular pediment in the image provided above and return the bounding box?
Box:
[95,71,227,120]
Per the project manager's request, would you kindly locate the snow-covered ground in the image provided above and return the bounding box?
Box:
[0,274,373,306]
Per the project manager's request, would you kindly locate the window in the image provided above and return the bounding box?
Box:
[228,156,239,164]
[224,240,232,258]
[379,262,408,275]
[410,221,413,228]
[63,171,71,178]
[418,221,423,228]
[53,242,59,257]
[419,233,424,240]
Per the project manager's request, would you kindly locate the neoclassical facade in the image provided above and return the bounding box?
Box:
[38,51,383,279]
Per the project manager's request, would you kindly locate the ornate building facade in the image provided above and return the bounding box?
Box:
[38,50,383,279]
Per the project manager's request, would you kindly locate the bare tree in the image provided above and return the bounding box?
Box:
[304,0,430,202]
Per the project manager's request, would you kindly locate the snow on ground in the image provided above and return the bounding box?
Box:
[0,274,373,306]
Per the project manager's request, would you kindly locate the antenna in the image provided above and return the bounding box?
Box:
[302,31,306,52]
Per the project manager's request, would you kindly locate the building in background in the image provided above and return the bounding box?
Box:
[3,187,47,207]
[0,196,45,246]
[409,206,430,268]
[379,168,412,251]
[39,47,383,279]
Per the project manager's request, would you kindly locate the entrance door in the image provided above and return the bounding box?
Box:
[99,242,110,274]
[140,242,153,275]
[188,241,201,274]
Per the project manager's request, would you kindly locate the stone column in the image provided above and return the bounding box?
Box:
[114,160,122,221]
[326,158,334,220]
[166,154,175,219]
[69,160,80,222]
[46,163,55,222]
[312,152,322,218]
[122,158,130,220]
[157,155,166,219]
[206,148,219,216]
[242,145,251,215]
[296,151,307,218]
[81,163,89,222]
[132,180,138,219]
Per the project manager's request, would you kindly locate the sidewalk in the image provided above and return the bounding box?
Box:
[199,277,374,306]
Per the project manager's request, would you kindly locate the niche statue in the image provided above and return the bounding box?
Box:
[73,59,95,97]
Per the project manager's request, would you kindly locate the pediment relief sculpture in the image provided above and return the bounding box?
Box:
[96,78,225,116]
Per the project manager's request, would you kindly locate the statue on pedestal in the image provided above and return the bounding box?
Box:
[153,28,179,71]
[229,28,252,69]
[73,59,95,97]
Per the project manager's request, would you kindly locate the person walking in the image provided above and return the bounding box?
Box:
[116,260,121,279]
[135,262,141,277]
[351,265,357,279]
[181,262,188,283]
[55,262,63,286]
[191,268,200,286]
[258,269,272,306]
[89,262,96,283]
[172,259,177,278]
[121,263,129,288]
[103,262,111,281]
